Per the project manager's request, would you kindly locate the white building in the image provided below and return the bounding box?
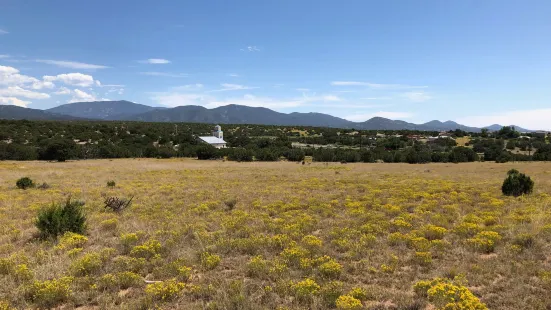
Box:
[198,125,227,149]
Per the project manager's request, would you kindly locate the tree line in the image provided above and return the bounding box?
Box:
[0,120,549,163]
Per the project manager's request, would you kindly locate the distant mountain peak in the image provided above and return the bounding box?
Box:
[47,100,165,120]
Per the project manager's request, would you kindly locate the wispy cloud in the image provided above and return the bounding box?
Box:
[402,91,432,102]
[152,89,342,109]
[227,73,240,77]
[361,97,392,100]
[0,29,8,35]
[140,72,188,78]
[240,46,261,52]
[208,83,258,92]
[173,84,204,90]
[344,111,414,122]
[331,81,427,89]
[139,58,171,64]
[456,109,551,131]
[36,59,109,70]
[0,55,10,58]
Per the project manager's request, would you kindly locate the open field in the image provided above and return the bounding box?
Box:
[1,159,551,309]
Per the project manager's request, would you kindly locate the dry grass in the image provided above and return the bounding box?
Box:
[1,159,551,309]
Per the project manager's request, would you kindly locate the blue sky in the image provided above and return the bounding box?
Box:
[1,0,550,129]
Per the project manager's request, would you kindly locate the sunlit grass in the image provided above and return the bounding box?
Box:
[1,159,551,309]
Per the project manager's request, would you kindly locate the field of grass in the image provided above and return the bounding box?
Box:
[1,159,551,309]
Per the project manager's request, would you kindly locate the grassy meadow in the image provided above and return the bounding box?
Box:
[1,159,551,309]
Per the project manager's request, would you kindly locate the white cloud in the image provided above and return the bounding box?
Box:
[0,86,50,99]
[228,73,240,77]
[344,111,414,122]
[456,109,551,131]
[53,87,71,95]
[0,55,10,58]
[69,89,96,103]
[140,72,188,78]
[31,80,55,90]
[240,46,260,52]
[209,83,258,92]
[140,58,171,64]
[36,59,109,70]
[0,96,31,107]
[402,91,432,102]
[44,73,98,87]
[331,81,428,89]
[0,65,40,86]
[0,29,8,35]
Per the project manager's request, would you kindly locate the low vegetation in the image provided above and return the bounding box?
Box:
[1,159,551,309]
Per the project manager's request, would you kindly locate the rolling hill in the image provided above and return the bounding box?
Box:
[0,105,83,120]
[0,101,537,132]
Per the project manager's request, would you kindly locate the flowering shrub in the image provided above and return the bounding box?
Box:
[467,231,502,253]
[292,278,320,303]
[318,258,343,279]
[23,277,73,308]
[70,252,102,276]
[130,239,162,259]
[200,252,221,270]
[55,232,88,251]
[414,277,487,309]
[335,295,363,310]
[145,279,186,301]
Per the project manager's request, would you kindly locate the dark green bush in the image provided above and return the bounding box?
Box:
[196,145,218,160]
[16,177,34,189]
[35,198,87,239]
[107,180,116,187]
[502,169,534,197]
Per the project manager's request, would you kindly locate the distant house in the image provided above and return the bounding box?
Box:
[198,125,227,149]
[533,131,548,138]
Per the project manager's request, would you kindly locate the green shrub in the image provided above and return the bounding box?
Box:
[107,180,116,187]
[16,177,34,189]
[502,169,534,197]
[35,198,87,239]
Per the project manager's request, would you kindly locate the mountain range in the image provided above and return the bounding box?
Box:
[0,100,534,132]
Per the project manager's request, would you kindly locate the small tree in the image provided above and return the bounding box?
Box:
[196,145,217,160]
[35,198,87,239]
[39,139,77,162]
[16,177,35,189]
[502,169,534,197]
